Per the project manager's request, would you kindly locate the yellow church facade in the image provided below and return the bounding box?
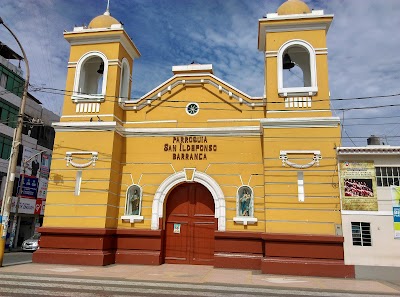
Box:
[33,0,355,277]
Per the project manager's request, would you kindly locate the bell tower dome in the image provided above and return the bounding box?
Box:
[258,0,333,117]
[62,1,140,121]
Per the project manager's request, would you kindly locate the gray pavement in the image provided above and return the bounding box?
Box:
[0,263,400,296]
[356,265,400,283]
[2,251,33,266]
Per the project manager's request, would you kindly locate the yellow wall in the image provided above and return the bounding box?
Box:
[44,11,341,237]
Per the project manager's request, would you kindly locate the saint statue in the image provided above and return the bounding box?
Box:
[129,188,140,215]
[239,189,251,216]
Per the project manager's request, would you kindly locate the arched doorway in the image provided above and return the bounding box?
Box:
[164,183,216,265]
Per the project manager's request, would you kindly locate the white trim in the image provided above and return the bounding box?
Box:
[261,117,340,128]
[297,171,305,202]
[207,118,261,123]
[64,31,141,59]
[151,171,225,231]
[72,51,109,103]
[277,40,318,97]
[120,73,265,110]
[341,210,393,216]
[125,120,178,125]
[52,122,261,135]
[173,64,213,73]
[53,121,117,132]
[119,58,130,102]
[280,150,322,169]
[337,146,400,155]
[74,171,82,196]
[65,151,98,168]
[122,126,261,137]
[121,215,144,224]
[258,14,333,51]
[233,217,258,226]
[267,109,332,114]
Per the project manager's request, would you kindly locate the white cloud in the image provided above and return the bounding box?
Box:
[1,0,399,145]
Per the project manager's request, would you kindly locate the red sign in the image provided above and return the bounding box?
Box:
[34,199,43,215]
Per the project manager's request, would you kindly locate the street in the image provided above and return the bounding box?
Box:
[0,273,392,297]
[2,251,33,266]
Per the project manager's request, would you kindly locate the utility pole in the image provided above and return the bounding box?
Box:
[0,16,30,266]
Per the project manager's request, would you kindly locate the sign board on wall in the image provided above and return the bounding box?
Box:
[10,197,45,215]
[340,161,378,211]
[391,186,400,239]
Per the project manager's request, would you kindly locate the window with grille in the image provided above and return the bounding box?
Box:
[351,222,372,246]
[375,167,400,187]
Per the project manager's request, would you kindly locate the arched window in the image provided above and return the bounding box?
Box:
[237,185,254,217]
[125,184,142,216]
[72,51,108,102]
[278,40,317,97]
[119,58,130,101]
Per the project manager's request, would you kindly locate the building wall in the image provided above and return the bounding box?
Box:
[339,153,400,267]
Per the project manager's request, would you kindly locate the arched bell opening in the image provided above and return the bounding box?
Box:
[282,45,311,88]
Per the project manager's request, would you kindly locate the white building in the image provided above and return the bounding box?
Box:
[0,41,59,248]
[337,142,400,280]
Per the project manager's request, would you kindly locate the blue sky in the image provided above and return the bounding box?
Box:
[1,0,400,146]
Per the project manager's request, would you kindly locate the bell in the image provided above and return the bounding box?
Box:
[283,53,295,69]
[97,62,104,74]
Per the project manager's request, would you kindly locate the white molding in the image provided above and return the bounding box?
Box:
[233,217,258,226]
[151,170,226,231]
[72,51,109,103]
[122,126,261,137]
[173,64,213,73]
[53,122,261,136]
[267,109,332,114]
[278,87,318,97]
[53,121,117,132]
[65,31,140,59]
[258,15,333,51]
[119,58,130,102]
[208,118,261,123]
[120,73,265,110]
[65,151,98,168]
[121,215,144,224]
[261,117,340,128]
[125,120,178,125]
[341,210,393,216]
[277,40,318,96]
[337,146,400,155]
[280,150,322,169]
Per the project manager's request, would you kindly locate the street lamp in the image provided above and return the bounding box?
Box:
[8,150,47,250]
[0,16,30,266]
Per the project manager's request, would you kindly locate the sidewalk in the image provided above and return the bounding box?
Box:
[1,262,400,295]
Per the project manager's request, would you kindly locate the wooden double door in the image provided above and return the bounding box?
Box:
[164,183,215,265]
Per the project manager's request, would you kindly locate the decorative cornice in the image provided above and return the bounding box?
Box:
[53,121,117,132]
[64,31,140,60]
[121,126,262,137]
[337,146,400,155]
[258,15,333,52]
[52,122,261,137]
[120,73,265,110]
[261,117,340,128]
